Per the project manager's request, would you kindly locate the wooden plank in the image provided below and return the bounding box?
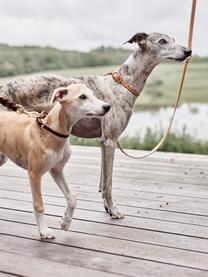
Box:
[71,145,208,162]
[1,171,208,203]
[2,183,208,210]
[69,162,207,178]
[1,167,208,202]
[58,166,208,187]
[72,155,208,169]
[4,144,207,169]
[1,146,208,277]
[0,250,119,277]
[1,161,208,187]
[1,165,208,199]
[1,182,208,210]
[1,189,208,227]
[1,218,208,270]
[2,235,207,277]
[64,145,208,162]
[2,152,208,184]
[1,208,208,253]
[3,155,208,180]
[4,152,208,173]
[0,158,208,189]
[1,198,208,239]
[2,182,208,212]
[1,184,208,217]
[2,184,208,210]
[0,222,208,276]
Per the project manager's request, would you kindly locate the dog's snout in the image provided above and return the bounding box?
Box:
[103,104,111,113]
[184,48,192,57]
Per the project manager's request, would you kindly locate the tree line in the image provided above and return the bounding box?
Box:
[0,43,206,77]
[0,44,131,77]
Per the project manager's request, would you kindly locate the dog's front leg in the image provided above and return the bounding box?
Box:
[28,171,55,239]
[100,139,124,219]
[50,168,77,231]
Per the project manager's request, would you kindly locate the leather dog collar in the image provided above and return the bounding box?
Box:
[110,71,140,97]
[36,117,69,139]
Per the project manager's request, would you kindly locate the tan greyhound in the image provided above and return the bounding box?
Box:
[0,83,110,238]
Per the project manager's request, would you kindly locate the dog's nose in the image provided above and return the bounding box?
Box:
[184,48,192,57]
[103,104,111,113]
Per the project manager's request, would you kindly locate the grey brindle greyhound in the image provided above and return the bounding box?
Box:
[0,32,191,218]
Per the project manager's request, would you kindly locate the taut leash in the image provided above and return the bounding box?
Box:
[0,96,42,117]
[0,97,69,139]
[115,0,197,159]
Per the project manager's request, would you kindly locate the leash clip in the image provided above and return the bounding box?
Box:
[16,104,26,114]
[36,117,44,128]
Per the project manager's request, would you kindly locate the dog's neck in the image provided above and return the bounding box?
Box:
[117,48,159,101]
[43,102,76,140]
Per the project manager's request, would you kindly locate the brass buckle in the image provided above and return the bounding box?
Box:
[111,72,123,83]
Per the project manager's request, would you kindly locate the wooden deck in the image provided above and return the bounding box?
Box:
[0,146,208,277]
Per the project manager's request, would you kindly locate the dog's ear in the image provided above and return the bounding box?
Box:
[124,32,148,51]
[51,87,68,103]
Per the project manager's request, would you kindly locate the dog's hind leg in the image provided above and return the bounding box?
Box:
[0,154,8,166]
[101,139,124,219]
[28,171,55,239]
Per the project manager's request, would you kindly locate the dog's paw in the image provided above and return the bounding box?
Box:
[109,207,124,219]
[60,217,72,231]
[40,228,55,239]
[104,202,124,219]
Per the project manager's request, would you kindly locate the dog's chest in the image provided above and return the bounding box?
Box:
[44,147,65,171]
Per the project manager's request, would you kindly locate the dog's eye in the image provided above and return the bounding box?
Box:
[159,39,167,45]
[79,94,87,100]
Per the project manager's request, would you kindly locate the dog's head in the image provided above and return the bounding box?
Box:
[51,84,110,120]
[125,32,192,62]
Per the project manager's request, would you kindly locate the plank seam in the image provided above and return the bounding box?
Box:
[1,233,208,272]
[1,218,208,254]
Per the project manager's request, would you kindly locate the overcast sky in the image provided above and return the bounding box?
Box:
[0,0,207,55]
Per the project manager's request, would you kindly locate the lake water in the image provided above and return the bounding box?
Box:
[122,103,208,141]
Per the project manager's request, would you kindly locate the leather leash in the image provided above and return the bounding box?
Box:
[0,97,69,139]
[115,0,197,159]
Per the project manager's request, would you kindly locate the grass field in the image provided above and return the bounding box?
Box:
[0,62,207,107]
[140,61,208,107]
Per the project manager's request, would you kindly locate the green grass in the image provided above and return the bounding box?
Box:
[70,127,208,155]
[139,61,208,107]
[0,44,131,77]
